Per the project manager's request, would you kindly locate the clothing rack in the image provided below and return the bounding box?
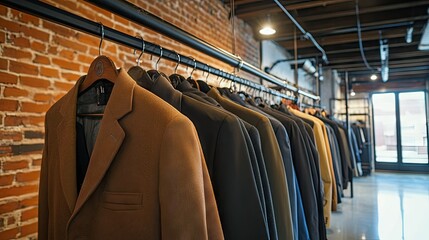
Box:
[84,0,320,101]
[1,0,306,101]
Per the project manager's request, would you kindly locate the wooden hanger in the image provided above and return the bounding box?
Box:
[77,24,118,117]
[79,24,118,93]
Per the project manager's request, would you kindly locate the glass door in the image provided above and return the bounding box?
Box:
[373,93,398,163]
[372,91,429,171]
[398,92,428,165]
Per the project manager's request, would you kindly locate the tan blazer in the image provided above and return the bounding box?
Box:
[38,69,222,239]
[289,109,334,226]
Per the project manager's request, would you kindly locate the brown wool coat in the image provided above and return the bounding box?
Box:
[38,69,221,239]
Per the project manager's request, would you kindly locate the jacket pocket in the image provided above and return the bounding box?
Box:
[102,191,143,211]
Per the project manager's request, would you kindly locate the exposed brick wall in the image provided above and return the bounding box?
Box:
[0,0,260,238]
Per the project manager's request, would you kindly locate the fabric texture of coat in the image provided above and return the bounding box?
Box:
[39,69,220,240]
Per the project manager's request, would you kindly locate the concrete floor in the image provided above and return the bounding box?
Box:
[327,172,429,240]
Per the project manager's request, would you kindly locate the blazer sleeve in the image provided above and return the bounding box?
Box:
[38,116,49,240]
[159,115,208,240]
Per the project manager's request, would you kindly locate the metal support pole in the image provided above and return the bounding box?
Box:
[345,72,354,198]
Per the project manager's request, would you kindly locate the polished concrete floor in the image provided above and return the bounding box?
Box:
[327,172,429,240]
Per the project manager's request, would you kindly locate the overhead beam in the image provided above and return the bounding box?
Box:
[327,51,429,64]
[331,57,429,70]
[296,1,429,22]
[236,0,352,18]
[298,41,419,58]
[277,27,423,48]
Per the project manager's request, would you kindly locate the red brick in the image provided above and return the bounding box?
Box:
[31,41,47,53]
[0,227,18,240]
[0,174,14,186]
[0,58,8,70]
[2,47,33,60]
[0,99,19,111]
[33,54,50,64]
[48,46,58,55]
[0,184,38,199]
[20,221,38,237]
[22,26,50,42]
[11,36,31,48]
[105,44,117,54]
[0,18,20,32]
[8,216,16,225]
[59,49,75,60]
[0,31,6,43]
[21,195,38,208]
[0,201,20,213]
[0,5,7,15]
[0,146,12,157]
[20,12,39,26]
[114,15,130,27]
[16,171,40,183]
[21,207,38,221]
[4,116,45,127]
[3,160,29,171]
[53,35,87,53]
[20,76,51,88]
[76,33,99,46]
[55,81,74,91]
[32,158,42,167]
[9,60,38,76]
[34,93,52,102]
[61,72,81,81]
[40,66,59,78]
[52,58,80,71]
[43,21,74,36]
[3,87,28,97]
[0,130,23,141]
[0,72,18,84]
[21,102,50,113]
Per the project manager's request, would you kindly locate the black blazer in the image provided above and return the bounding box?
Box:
[258,106,322,240]
[175,80,278,240]
[128,68,269,240]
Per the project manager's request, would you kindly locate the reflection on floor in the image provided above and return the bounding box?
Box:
[327,172,429,240]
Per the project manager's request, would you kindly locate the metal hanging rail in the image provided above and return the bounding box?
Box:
[0,0,298,100]
[84,0,320,101]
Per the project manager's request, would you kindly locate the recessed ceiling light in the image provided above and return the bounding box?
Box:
[370,74,377,81]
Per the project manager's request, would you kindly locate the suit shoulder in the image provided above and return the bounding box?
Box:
[133,85,184,121]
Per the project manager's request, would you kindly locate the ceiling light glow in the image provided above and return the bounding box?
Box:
[370,74,378,81]
[259,26,276,35]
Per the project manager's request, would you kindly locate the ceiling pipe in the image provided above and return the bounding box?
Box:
[273,0,329,64]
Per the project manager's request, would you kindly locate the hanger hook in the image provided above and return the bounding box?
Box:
[174,51,180,74]
[98,23,104,56]
[133,35,145,66]
[155,46,163,70]
[205,64,211,83]
[189,57,196,78]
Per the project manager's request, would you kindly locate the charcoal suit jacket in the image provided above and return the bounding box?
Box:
[128,68,268,240]
[39,68,220,239]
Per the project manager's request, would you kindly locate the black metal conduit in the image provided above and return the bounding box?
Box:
[0,0,297,100]
[84,0,320,101]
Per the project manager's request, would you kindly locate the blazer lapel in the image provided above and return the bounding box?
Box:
[57,78,83,213]
[69,69,135,220]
